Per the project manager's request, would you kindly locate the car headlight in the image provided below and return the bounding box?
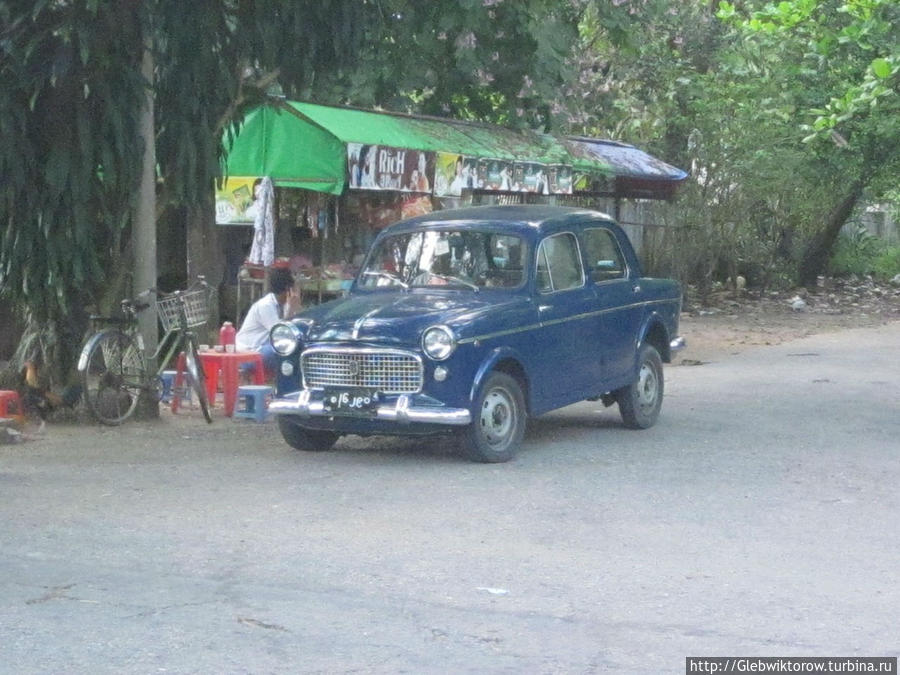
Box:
[422,325,456,361]
[270,322,302,356]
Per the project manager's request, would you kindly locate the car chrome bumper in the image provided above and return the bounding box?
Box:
[670,336,687,352]
[268,390,472,426]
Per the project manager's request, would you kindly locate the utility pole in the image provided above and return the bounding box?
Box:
[135,39,158,417]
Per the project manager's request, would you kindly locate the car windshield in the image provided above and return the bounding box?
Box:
[358,230,527,290]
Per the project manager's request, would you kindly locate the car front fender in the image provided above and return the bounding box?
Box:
[468,346,531,413]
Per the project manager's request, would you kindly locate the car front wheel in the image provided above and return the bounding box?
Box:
[616,343,664,429]
[277,416,340,452]
[459,372,526,463]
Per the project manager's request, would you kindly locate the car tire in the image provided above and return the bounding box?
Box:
[616,343,664,429]
[277,416,339,452]
[459,372,526,463]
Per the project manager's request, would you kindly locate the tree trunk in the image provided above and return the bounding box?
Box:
[797,180,865,288]
[134,41,158,420]
[186,199,222,344]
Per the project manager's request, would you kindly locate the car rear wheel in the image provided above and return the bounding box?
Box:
[616,343,664,429]
[459,372,526,463]
[277,416,339,452]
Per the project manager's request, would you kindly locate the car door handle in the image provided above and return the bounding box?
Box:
[538,304,552,312]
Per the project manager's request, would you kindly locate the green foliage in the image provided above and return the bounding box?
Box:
[299,0,580,130]
[718,0,899,151]
[830,225,900,279]
[563,0,898,287]
[872,246,900,279]
[829,224,881,276]
[153,2,382,213]
[1,0,147,377]
[718,0,899,283]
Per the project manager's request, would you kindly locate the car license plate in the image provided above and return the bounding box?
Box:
[322,388,380,417]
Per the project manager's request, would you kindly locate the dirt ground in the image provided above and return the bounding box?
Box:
[677,276,900,364]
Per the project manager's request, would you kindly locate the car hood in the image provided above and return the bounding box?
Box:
[294,291,525,347]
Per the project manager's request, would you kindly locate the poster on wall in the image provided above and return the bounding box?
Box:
[215,177,262,224]
[347,146,578,197]
[480,159,513,191]
[433,152,481,196]
[548,165,574,194]
[347,144,434,193]
[508,162,551,194]
[435,153,576,196]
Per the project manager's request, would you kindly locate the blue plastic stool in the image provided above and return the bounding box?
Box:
[160,369,193,406]
[233,385,272,422]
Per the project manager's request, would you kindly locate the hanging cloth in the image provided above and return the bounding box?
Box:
[248,176,275,267]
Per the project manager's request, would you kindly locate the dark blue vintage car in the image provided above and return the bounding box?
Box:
[268,205,684,462]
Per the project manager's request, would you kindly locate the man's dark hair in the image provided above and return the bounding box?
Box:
[269,267,294,295]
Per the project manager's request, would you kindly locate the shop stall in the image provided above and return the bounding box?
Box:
[216,99,687,320]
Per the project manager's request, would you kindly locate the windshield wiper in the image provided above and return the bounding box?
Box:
[362,270,409,289]
[427,273,480,291]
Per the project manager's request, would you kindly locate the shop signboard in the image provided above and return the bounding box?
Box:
[215,177,262,224]
[347,144,434,194]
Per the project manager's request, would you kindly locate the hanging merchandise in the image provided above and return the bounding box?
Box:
[307,197,319,239]
[318,208,327,235]
[247,176,275,267]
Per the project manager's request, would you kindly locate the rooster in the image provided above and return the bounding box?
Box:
[21,360,82,431]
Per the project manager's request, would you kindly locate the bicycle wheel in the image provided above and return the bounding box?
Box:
[184,338,212,423]
[78,329,145,425]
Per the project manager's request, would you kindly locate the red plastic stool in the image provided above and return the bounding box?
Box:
[0,390,26,427]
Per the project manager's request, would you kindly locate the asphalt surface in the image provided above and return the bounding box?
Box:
[1,322,898,674]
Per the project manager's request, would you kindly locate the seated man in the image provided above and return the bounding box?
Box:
[236,267,297,378]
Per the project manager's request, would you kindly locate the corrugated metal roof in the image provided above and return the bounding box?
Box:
[564,137,688,181]
[289,101,598,169]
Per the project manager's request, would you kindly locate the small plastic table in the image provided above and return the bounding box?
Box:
[172,350,265,417]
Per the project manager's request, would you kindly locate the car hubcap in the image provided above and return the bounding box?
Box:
[637,363,658,411]
[480,388,514,446]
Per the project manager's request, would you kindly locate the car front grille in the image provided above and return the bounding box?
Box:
[301,349,423,394]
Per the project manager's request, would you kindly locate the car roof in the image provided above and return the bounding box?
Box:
[383,204,616,237]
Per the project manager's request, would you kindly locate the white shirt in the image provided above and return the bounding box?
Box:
[236,292,284,352]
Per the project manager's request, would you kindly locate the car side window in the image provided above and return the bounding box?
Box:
[536,233,583,293]
[583,227,627,282]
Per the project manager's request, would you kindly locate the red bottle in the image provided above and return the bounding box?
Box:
[219,321,236,351]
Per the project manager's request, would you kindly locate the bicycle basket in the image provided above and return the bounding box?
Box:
[156,287,211,331]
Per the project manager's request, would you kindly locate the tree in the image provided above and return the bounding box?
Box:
[719,0,900,286]
[0,0,147,383]
[289,1,581,130]
[1,1,582,386]
[0,1,380,384]
[564,0,898,289]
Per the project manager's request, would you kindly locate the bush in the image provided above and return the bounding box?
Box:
[872,246,900,279]
[829,225,882,278]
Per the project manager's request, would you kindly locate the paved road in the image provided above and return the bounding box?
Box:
[2,323,898,673]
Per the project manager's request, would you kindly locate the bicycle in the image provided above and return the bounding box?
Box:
[77,277,215,425]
